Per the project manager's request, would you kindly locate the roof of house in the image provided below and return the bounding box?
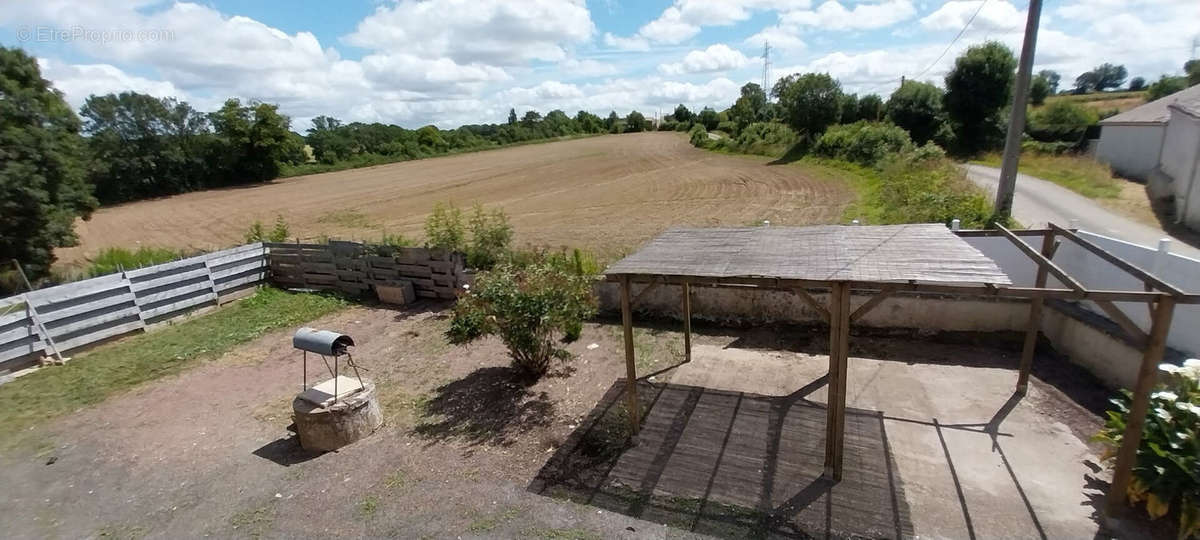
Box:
[603,224,1012,285]
[1167,87,1200,119]
[1100,84,1200,126]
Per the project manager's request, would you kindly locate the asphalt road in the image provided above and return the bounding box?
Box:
[962,163,1200,260]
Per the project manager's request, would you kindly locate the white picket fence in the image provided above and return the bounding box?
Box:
[0,243,267,372]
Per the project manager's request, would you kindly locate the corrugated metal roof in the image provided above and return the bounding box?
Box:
[1100,84,1200,125]
[604,224,1013,285]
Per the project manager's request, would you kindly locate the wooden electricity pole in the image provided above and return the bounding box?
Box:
[993,0,1043,221]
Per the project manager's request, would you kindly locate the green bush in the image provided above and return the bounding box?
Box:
[424,202,467,251]
[244,215,290,243]
[734,122,799,156]
[812,121,914,167]
[466,204,513,270]
[1026,101,1099,143]
[688,124,709,147]
[674,121,691,132]
[446,260,597,378]
[83,246,183,277]
[838,150,993,229]
[1094,359,1200,539]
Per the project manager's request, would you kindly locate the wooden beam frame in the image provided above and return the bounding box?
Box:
[791,287,831,323]
[1016,231,1055,393]
[1050,223,1185,297]
[954,228,1054,237]
[630,277,662,306]
[997,225,1085,292]
[1105,295,1176,517]
[823,282,851,481]
[849,285,897,323]
[620,275,640,436]
[1093,300,1149,346]
[681,282,692,363]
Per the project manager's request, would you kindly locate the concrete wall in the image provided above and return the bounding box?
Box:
[1160,109,1200,227]
[1096,124,1165,180]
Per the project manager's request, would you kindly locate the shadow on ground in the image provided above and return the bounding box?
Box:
[412,366,554,447]
[529,378,913,539]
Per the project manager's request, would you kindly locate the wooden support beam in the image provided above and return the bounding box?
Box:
[997,225,1085,292]
[620,275,640,436]
[954,228,1053,237]
[1105,295,1176,517]
[1050,223,1185,297]
[823,282,851,481]
[849,286,897,323]
[1017,231,1055,393]
[791,288,830,323]
[1093,300,1149,346]
[681,282,692,363]
[630,278,662,306]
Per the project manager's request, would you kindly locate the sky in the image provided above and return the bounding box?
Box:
[1,0,1197,131]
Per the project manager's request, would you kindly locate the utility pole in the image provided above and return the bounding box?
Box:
[993,0,1043,223]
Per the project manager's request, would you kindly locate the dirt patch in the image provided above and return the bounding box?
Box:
[56,133,855,268]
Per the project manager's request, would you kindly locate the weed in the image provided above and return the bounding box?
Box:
[383,469,408,490]
[357,494,379,517]
[74,246,183,279]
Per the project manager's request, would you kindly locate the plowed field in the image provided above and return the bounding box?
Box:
[59,132,856,265]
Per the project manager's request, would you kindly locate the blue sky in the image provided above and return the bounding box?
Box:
[1,0,1196,130]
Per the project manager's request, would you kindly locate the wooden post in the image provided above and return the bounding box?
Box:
[1016,231,1055,393]
[681,282,692,363]
[1105,295,1176,517]
[620,275,640,436]
[824,281,851,480]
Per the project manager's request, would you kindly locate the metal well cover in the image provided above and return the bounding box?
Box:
[293,327,354,355]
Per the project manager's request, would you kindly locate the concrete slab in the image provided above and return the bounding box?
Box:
[298,375,364,407]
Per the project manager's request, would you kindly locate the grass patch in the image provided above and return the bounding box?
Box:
[52,246,187,282]
[316,209,376,229]
[357,494,379,517]
[524,527,604,540]
[383,468,409,490]
[819,156,994,228]
[0,287,347,443]
[466,507,523,532]
[974,152,1121,199]
[229,503,275,538]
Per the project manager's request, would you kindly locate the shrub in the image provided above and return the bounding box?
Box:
[424,202,467,251]
[688,124,709,147]
[716,120,737,135]
[1026,101,1099,143]
[734,122,799,156]
[466,204,513,270]
[839,151,993,229]
[812,121,914,167]
[244,215,290,243]
[83,246,183,277]
[446,261,597,378]
[1094,359,1200,539]
[674,121,690,132]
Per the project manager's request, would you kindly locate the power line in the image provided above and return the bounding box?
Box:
[860,0,990,96]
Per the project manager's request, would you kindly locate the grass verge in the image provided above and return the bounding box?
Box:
[0,287,347,442]
[974,152,1121,199]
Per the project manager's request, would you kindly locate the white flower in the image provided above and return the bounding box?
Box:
[1154,408,1173,422]
[1176,402,1200,416]
[1160,363,1182,374]
[1184,358,1200,369]
[1153,391,1179,401]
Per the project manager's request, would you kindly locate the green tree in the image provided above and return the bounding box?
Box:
[625,110,647,132]
[886,80,945,145]
[1128,76,1146,91]
[698,107,719,131]
[1186,59,1200,87]
[772,72,843,138]
[1146,75,1188,100]
[943,41,1016,155]
[1030,75,1051,106]
[838,93,859,124]
[0,47,97,287]
[574,110,603,133]
[729,83,768,133]
[507,108,517,125]
[1090,63,1128,91]
[673,103,693,124]
[605,110,619,132]
[1037,69,1061,93]
[416,125,447,151]
[858,94,884,122]
[520,110,542,128]
[209,98,293,184]
[1026,101,1099,143]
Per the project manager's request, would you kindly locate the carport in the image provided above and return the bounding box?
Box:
[603,222,1199,519]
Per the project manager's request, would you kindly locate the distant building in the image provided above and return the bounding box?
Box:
[1097,85,1200,229]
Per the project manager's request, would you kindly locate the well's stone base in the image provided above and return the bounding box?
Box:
[293,379,383,451]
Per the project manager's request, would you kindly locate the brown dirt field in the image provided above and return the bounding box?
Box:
[57,132,856,266]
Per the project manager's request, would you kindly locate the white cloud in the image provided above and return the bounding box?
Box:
[745,26,807,51]
[603,32,651,51]
[36,59,189,110]
[604,0,811,48]
[359,53,510,94]
[344,0,595,65]
[559,58,620,78]
[659,44,751,75]
[920,0,1023,33]
[781,0,916,31]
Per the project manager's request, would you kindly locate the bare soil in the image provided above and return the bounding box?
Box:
[57,133,855,267]
[0,302,1127,539]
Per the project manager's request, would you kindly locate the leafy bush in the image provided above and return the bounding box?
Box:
[688,124,709,147]
[466,204,513,270]
[716,120,737,134]
[424,202,467,251]
[1026,101,1099,143]
[244,215,290,243]
[812,121,914,167]
[1147,76,1188,101]
[733,122,799,156]
[1095,359,1200,539]
[837,150,994,229]
[446,261,597,378]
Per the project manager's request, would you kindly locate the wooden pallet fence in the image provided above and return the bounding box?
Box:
[0,243,267,373]
[264,242,467,300]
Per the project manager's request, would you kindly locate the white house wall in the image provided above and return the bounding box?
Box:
[1096,124,1165,180]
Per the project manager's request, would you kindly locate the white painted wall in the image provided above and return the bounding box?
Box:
[1096,124,1165,180]
[1161,110,1199,183]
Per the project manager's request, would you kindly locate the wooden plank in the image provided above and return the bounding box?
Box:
[415,289,438,299]
[682,282,692,363]
[1049,223,1186,297]
[215,273,265,293]
[303,274,337,286]
[46,305,141,337]
[142,292,216,320]
[631,279,661,305]
[124,255,204,278]
[134,281,212,305]
[263,242,328,249]
[954,228,1053,237]
[211,259,266,280]
[432,274,454,287]
[408,278,436,290]
[397,264,434,278]
[0,324,36,346]
[269,253,301,264]
[54,319,145,352]
[849,286,897,323]
[824,282,851,480]
[621,275,640,436]
[207,250,265,271]
[0,308,31,328]
[367,256,397,269]
[1105,295,1176,517]
[0,337,43,363]
[36,292,137,324]
[1093,300,1149,345]
[299,262,337,275]
[791,288,830,323]
[428,261,455,274]
[997,225,1085,292]
[25,274,128,305]
[128,267,209,292]
[1017,231,1055,393]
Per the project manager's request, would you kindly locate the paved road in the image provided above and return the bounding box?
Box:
[962,163,1200,260]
